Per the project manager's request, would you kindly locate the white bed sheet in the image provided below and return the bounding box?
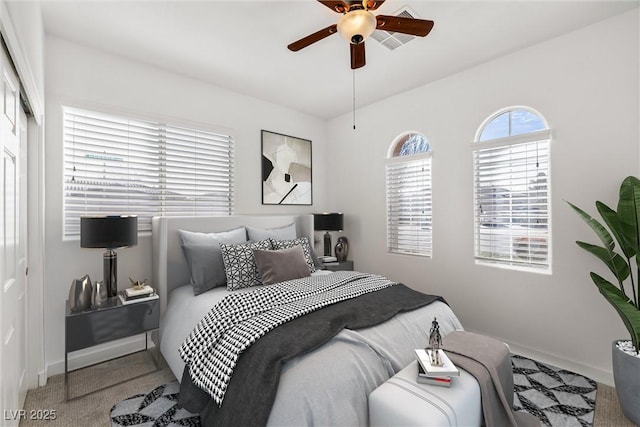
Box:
[160,272,470,426]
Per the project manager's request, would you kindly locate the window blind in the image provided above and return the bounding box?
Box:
[386,155,432,257]
[473,134,550,270]
[63,107,233,237]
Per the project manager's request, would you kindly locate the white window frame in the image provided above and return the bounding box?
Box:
[386,132,433,257]
[472,107,552,273]
[62,106,234,238]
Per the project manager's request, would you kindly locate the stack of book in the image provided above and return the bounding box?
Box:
[414,348,459,387]
[118,284,158,305]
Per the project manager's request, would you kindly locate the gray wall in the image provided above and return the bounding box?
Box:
[327,10,639,385]
[42,9,639,385]
[44,36,330,373]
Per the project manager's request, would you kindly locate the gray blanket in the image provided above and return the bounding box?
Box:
[442,331,541,427]
[179,283,445,426]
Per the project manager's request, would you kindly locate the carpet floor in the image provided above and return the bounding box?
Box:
[20,351,637,427]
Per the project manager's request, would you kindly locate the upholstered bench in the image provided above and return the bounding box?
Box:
[368,360,482,427]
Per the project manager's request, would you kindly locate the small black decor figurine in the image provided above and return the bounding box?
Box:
[428,317,443,366]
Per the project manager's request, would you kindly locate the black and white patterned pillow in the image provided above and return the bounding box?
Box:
[270,237,317,273]
[220,240,273,291]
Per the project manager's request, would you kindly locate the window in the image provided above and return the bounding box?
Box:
[473,107,551,272]
[63,106,234,237]
[386,132,432,257]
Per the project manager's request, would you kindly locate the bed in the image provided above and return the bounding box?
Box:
[152,214,477,426]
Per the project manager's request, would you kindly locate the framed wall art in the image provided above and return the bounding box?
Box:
[261,130,312,205]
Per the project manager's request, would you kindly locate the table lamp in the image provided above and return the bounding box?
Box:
[314,213,344,256]
[80,215,138,297]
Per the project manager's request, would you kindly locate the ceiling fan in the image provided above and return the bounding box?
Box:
[287,0,434,69]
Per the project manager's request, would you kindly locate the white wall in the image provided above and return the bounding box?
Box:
[327,10,639,385]
[44,36,329,374]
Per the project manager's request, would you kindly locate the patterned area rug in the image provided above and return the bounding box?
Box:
[512,354,597,426]
[110,381,199,426]
[111,355,597,426]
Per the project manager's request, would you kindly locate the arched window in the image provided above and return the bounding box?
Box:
[386,132,432,257]
[473,107,551,272]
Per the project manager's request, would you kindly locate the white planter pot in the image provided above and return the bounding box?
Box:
[612,340,640,425]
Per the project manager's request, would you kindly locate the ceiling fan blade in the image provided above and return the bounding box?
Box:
[364,1,385,10]
[350,42,366,69]
[317,0,350,13]
[288,24,338,52]
[375,15,434,37]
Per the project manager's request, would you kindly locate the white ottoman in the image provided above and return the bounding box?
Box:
[369,360,482,426]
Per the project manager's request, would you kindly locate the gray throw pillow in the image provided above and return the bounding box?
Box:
[178,227,247,295]
[220,239,273,291]
[253,246,311,286]
[246,223,296,242]
[270,237,317,273]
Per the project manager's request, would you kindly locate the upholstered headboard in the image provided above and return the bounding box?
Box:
[151,215,314,313]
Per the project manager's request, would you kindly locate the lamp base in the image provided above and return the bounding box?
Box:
[104,249,117,297]
[323,232,332,257]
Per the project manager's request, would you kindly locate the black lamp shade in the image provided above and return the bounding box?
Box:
[314,213,344,231]
[80,216,138,249]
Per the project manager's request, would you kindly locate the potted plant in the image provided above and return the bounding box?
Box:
[567,176,640,424]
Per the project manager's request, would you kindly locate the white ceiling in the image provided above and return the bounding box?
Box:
[40,0,638,120]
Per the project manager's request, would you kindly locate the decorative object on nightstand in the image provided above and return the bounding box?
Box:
[118,291,159,305]
[68,274,92,313]
[81,215,138,297]
[91,280,107,308]
[334,236,349,262]
[314,212,344,256]
[119,277,158,305]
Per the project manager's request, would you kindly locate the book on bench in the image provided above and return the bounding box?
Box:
[417,363,452,387]
[415,348,459,387]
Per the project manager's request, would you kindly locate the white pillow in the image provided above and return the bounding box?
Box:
[246,223,296,242]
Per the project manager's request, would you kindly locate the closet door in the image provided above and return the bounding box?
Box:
[0,42,27,424]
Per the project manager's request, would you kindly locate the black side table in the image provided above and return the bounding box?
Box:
[323,260,354,271]
[64,296,160,400]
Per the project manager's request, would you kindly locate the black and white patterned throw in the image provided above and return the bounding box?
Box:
[179,271,397,406]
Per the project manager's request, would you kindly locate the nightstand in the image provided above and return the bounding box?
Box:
[322,260,354,271]
[64,295,160,400]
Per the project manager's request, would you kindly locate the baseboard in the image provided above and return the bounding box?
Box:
[463,328,614,387]
[38,369,47,387]
[46,334,155,377]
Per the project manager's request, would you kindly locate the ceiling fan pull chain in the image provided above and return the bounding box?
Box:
[353,70,356,130]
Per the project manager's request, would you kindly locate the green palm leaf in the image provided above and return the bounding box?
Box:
[617,176,640,252]
[567,201,615,254]
[597,201,634,259]
[591,272,640,351]
[568,176,640,348]
[576,241,629,284]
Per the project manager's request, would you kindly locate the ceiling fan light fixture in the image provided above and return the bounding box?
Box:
[337,9,376,44]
